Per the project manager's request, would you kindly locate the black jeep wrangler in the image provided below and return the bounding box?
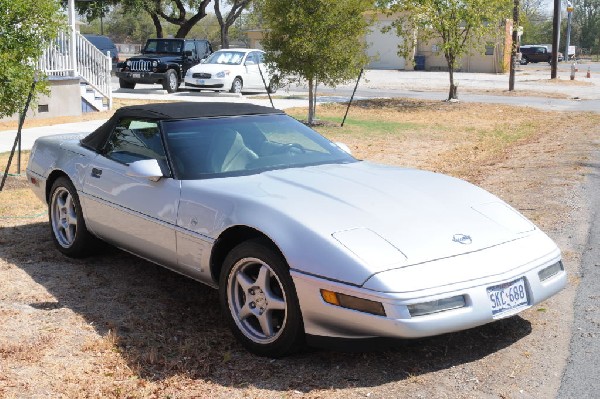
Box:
[116,38,212,93]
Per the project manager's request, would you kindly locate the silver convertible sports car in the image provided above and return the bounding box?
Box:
[27,102,566,357]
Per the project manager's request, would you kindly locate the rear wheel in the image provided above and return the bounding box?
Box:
[119,78,135,89]
[219,239,304,357]
[163,69,179,93]
[230,77,243,94]
[49,177,97,258]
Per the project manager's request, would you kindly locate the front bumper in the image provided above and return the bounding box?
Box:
[291,249,566,340]
[184,76,229,91]
[116,70,169,84]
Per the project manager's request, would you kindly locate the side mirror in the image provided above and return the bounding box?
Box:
[127,159,164,182]
[184,50,193,57]
[245,60,256,66]
[335,142,352,155]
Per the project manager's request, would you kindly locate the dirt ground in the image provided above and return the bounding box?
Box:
[1,99,599,398]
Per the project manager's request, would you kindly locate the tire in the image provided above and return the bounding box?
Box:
[229,77,243,94]
[49,177,97,258]
[163,69,179,93]
[119,78,135,89]
[219,239,305,357]
[522,57,529,65]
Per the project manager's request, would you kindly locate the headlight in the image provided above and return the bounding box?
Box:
[472,202,535,234]
[126,60,131,66]
[152,61,158,67]
[216,70,230,78]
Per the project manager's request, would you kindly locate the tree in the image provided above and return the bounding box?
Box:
[76,0,212,38]
[215,0,253,49]
[572,0,600,52]
[379,0,511,100]
[262,0,372,124]
[0,0,62,118]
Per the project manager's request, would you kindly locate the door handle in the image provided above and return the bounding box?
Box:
[91,168,103,178]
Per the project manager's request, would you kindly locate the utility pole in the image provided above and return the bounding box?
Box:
[565,2,573,62]
[551,0,560,78]
[509,0,520,91]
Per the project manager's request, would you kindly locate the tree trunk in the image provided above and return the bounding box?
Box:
[313,79,318,121]
[446,56,458,100]
[220,25,230,49]
[307,78,315,125]
[509,0,520,91]
[150,12,163,38]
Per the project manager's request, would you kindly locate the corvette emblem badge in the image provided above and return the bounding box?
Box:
[453,234,472,245]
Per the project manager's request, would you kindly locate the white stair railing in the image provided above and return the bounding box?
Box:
[75,32,112,109]
[37,28,112,110]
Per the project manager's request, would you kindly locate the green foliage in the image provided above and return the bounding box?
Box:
[261,0,372,122]
[263,0,371,85]
[519,14,553,45]
[0,0,63,118]
[572,0,600,53]
[378,0,511,99]
[70,0,120,22]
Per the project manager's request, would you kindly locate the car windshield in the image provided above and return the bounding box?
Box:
[85,35,115,50]
[144,39,183,54]
[162,114,357,179]
[204,51,246,65]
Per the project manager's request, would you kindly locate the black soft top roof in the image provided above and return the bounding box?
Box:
[81,102,283,152]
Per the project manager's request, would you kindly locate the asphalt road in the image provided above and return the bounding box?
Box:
[111,62,600,113]
[558,145,600,399]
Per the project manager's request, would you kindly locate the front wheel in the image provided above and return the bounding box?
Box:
[119,78,135,89]
[49,177,97,258]
[229,77,243,94]
[163,69,179,93]
[219,239,304,357]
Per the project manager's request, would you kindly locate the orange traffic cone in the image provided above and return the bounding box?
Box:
[587,67,591,78]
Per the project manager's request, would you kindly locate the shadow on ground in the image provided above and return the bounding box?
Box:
[0,222,532,391]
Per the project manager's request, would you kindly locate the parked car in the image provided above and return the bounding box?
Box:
[83,34,119,70]
[184,48,278,94]
[26,102,566,357]
[519,45,564,64]
[116,38,212,93]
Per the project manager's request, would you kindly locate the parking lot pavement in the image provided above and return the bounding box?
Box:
[111,62,600,113]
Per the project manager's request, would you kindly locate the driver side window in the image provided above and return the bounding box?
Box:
[104,119,167,168]
[184,41,196,58]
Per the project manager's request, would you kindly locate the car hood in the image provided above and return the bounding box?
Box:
[188,63,242,74]
[131,54,183,62]
[180,161,545,285]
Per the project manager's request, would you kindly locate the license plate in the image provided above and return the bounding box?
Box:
[197,79,205,85]
[487,278,528,316]
[132,73,141,79]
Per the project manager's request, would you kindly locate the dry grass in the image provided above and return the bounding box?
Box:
[288,99,591,184]
[0,99,599,398]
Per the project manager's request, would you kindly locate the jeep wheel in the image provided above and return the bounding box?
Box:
[230,77,243,94]
[119,79,135,89]
[163,69,179,93]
